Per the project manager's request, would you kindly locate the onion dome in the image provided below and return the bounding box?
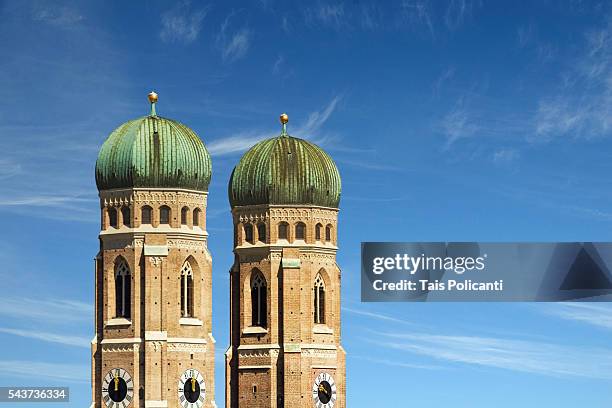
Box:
[95,92,212,191]
[228,113,341,208]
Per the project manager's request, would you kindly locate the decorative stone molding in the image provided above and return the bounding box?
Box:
[102,344,135,353]
[167,343,207,353]
[301,348,338,359]
[167,239,207,250]
[148,256,162,266]
[147,341,163,352]
[238,349,271,358]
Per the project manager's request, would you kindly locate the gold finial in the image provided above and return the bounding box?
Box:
[148,91,158,116]
[148,91,158,104]
[279,113,289,136]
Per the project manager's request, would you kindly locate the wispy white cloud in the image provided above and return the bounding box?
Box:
[544,303,612,330]
[533,17,612,141]
[272,55,285,74]
[376,331,612,380]
[0,327,89,348]
[32,4,84,28]
[0,361,89,383]
[432,66,455,96]
[360,3,380,30]
[222,29,251,62]
[0,159,22,180]
[492,147,520,164]
[298,95,341,135]
[217,13,251,62]
[352,355,445,370]
[517,23,535,48]
[0,193,98,222]
[207,96,342,156]
[342,306,414,325]
[207,133,269,156]
[400,0,435,38]
[160,1,209,44]
[304,2,347,30]
[0,195,95,207]
[444,0,480,31]
[0,297,91,323]
[440,97,479,148]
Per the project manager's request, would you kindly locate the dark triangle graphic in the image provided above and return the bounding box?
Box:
[560,247,612,290]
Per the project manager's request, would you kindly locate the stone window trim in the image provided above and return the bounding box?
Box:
[314,273,326,325]
[250,270,267,328]
[114,258,131,319]
[295,222,306,241]
[180,261,195,318]
[181,206,190,226]
[141,205,153,225]
[159,205,171,225]
[193,208,202,227]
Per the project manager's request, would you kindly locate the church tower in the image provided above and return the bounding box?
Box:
[91,93,216,408]
[225,114,346,408]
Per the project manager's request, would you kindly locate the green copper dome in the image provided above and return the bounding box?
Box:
[95,96,211,192]
[228,118,341,208]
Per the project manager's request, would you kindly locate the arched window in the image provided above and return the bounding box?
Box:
[278,222,288,240]
[295,222,306,240]
[193,208,201,226]
[314,274,325,324]
[181,207,189,225]
[257,223,266,243]
[108,208,118,228]
[141,206,152,225]
[315,223,323,241]
[251,271,267,327]
[244,223,254,244]
[115,259,131,319]
[325,224,332,242]
[121,207,131,228]
[180,261,194,318]
[160,206,171,225]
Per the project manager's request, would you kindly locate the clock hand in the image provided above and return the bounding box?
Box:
[318,384,328,396]
[191,377,196,393]
[114,373,119,392]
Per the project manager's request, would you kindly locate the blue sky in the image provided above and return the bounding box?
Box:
[1,0,612,406]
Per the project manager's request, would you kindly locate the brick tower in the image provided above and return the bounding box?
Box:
[225,114,346,408]
[91,93,216,408]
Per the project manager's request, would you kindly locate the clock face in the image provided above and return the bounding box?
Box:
[102,368,133,408]
[312,372,336,408]
[178,368,206,408]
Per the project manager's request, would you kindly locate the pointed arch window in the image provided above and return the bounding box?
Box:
[193,208,201,226]
[108,208,118,228]
[181,207,189,225]
[295,222,306,240]
[257,223,266,243]
[251,271,267,327]
[180,261,194,318]
[121,207,131,227]
[315,223,323,241]
[314,274,325,324]
[115,259,131,319]
[244,223,254,244]
[160,205,171,225]
[278,222,289,240]
[141,206,152,225]
[325,224,332,242]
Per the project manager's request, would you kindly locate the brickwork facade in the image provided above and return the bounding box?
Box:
[226,205,346,408]
[92,188,216,408]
